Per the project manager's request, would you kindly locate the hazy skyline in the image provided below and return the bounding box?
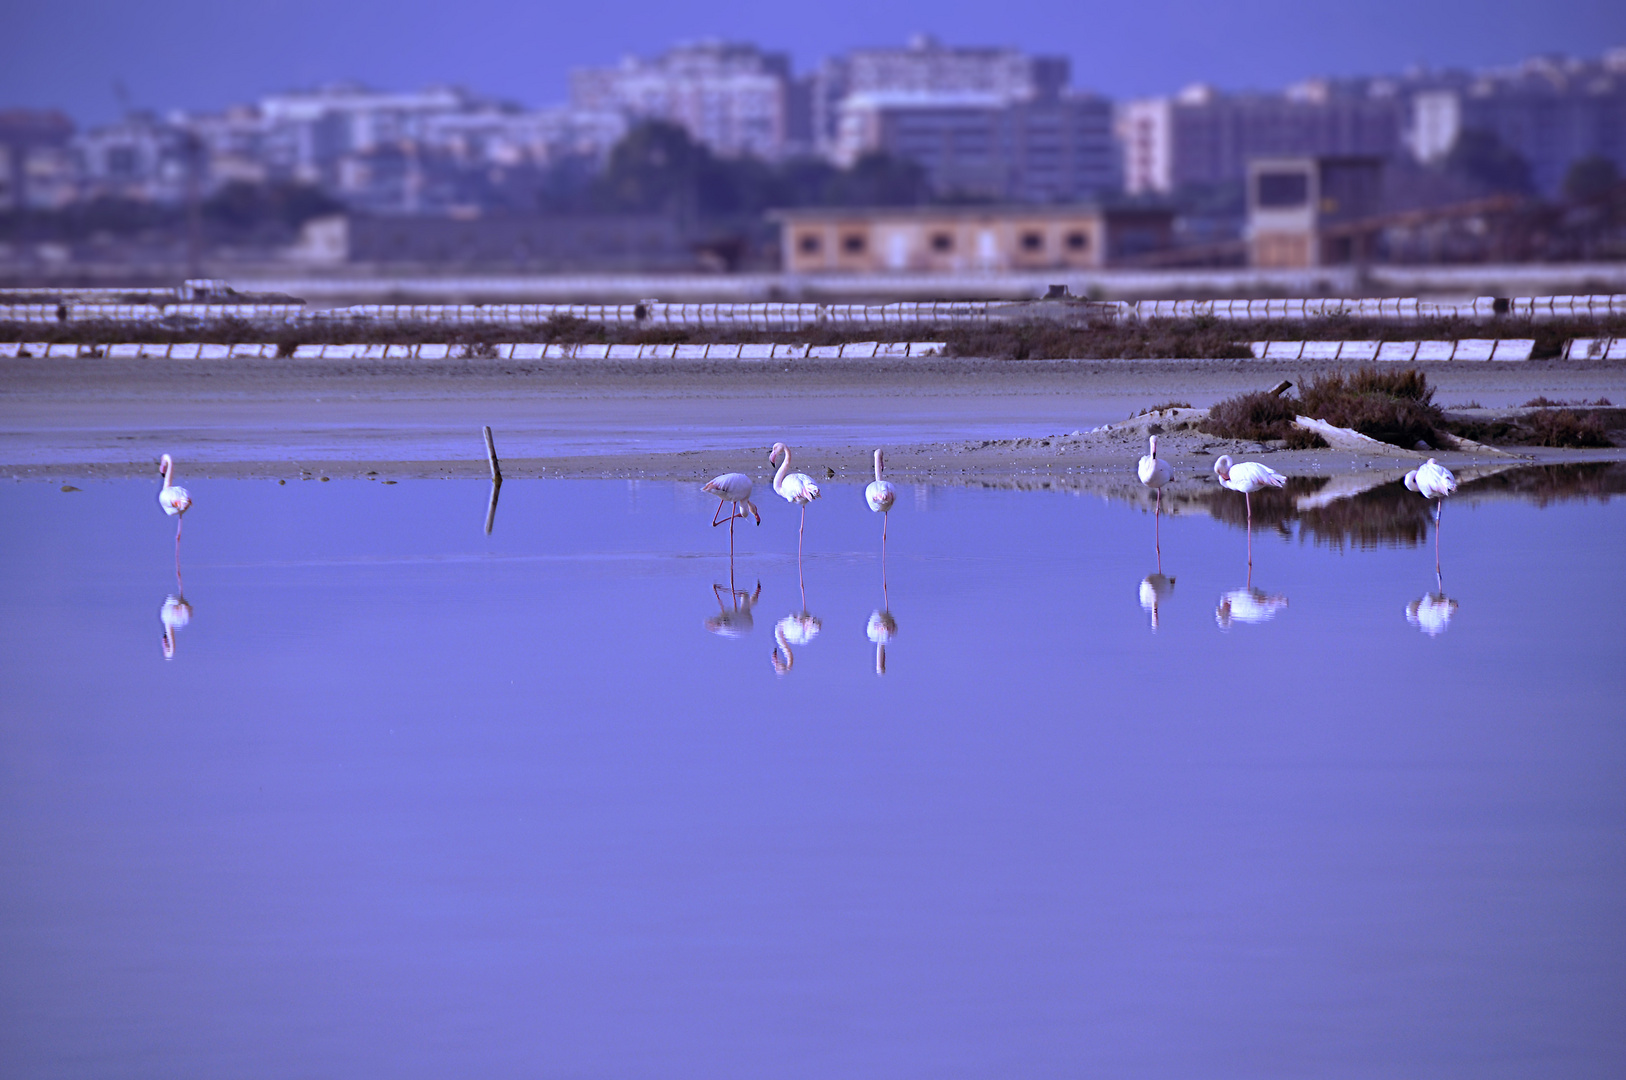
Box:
[2,0,1623,124]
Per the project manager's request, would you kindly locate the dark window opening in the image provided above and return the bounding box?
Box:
[1020,231,1044,252]
[1065,231,1089,251]
[841,233,867,254]
[797,233,821,254]
[1257,172,1310,208]
[930,232,954,252]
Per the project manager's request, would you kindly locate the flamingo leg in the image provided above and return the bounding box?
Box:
[1434,499,1443,575]
[798,502,806,560]
[1245,491,1253,568]
[712,500,747,527]
[1154,490,1163,572]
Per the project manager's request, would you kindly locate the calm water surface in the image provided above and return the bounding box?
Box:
[2,473,1624,1078]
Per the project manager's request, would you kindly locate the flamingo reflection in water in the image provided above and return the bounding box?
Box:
[1215,585,1288,629]
[160,592,193,659]
[772,541,823,675]
[1406,590,1459,636]
[771,610,822,675]
[707,573,762,638]
[1139,573,1175,631]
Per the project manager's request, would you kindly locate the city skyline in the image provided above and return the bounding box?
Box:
[2,0,1622,125]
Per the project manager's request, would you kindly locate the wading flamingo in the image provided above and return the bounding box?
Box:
[158,454,193,570]
[702,472,760,556]
[1405,458,1458,573]
[865,449,897,542]
[1214,454,1285,567]
[768,442,820,558]
[1138,435,1174,568]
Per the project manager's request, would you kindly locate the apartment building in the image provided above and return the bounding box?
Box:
[570,41,792,159]
[835,92,1117,201]
[1407,49,1626,195]
[1121,82,1403,194]
[812,35,1069,156]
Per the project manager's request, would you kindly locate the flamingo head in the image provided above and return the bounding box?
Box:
[768,442,787,466]
[1213,455,1233,482]
[743,498,761,525]
[1403,469,1420,492]
[158,453,173,482]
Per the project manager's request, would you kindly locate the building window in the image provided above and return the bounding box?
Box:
[1020,231,1044,252]
[841,233,867,255]
[1257,172,1310,208]
[930,232,954,252]
[797,233,821,255]
[1065,231,1089,251]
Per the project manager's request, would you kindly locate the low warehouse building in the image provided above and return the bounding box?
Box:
[771,204,1173,273]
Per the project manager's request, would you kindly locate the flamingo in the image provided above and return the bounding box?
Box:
[702,472,759,556]
[1214,454,1286,566]
[1138,435,1174,567]
[1405,459,1458,574]
[768,442,820,558]
[158,453,192,571]
[865,449,897,542]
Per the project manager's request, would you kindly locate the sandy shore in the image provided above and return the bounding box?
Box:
[4,353,1624,484]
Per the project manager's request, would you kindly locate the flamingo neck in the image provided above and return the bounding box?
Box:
[773,448,793,493]
[873,451,884,482]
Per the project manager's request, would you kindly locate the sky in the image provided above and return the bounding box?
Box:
[2,0,1624,125]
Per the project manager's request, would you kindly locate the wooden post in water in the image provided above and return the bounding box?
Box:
[483,425,502,483]
[483,426,502,535]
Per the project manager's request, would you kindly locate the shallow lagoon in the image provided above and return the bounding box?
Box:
[2,473,1624,1078]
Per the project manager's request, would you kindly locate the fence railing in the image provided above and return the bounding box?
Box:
[3,294,1624,328]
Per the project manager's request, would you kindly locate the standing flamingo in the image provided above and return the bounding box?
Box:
[1214,455,1285,567]
[768,442,820,558]
[157,454,193,570]
[1405,459,1458,574]
[1138,435,1174,568]
[702,471,759,556]
[865,449,897,542]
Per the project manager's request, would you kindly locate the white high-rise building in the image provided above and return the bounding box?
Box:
[570,41,791,159]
